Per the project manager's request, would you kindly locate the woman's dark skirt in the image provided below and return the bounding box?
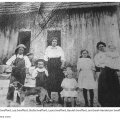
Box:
[98,66,120,107]
[47,57,64,93]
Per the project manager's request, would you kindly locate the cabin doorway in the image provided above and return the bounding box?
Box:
[17,31,31,54]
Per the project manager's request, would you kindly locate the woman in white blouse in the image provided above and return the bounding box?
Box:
[6,44,31,101]
[98,43,120,107]
[44,37,65,103]
[94,42,106,73]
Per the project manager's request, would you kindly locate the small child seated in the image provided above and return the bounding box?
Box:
[61,66,78,107]
[32,59,48,104]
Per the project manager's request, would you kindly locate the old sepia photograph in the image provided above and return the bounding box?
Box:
[0,2,120,107]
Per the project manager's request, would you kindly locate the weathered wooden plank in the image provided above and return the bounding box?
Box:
[0,5,119,66]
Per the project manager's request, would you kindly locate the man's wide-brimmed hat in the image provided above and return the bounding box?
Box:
[15,44,26,54]
[15,44,26,50]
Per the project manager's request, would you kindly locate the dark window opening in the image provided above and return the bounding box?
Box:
[17,31,31,54]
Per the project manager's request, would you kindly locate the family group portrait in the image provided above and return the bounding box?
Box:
[0,2,120,107]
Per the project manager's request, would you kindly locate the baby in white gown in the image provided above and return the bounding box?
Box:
[61,66,78,107]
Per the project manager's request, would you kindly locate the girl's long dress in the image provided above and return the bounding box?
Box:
[98,52,120,107]
[77,58,96,89]
[7,57,26,101]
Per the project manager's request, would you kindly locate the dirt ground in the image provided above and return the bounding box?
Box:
[0,74,100,107]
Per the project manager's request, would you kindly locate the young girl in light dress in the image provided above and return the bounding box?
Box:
[77,50,96,107]
[61,66,78,107]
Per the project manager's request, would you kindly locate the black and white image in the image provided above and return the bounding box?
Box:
[0,2,120,107]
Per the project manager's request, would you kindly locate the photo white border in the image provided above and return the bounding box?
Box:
[0,0,120,120]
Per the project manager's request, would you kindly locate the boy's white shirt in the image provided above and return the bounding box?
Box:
[32,68,48,78]
[6,54,31,68]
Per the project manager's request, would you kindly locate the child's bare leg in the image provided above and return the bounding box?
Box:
[64,97,67,107]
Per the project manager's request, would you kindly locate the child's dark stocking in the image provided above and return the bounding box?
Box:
[89,89,94,107]
[58,92,63,104]
[48,90,51,99]
[71,97,75,107]
[83,88,88,106]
